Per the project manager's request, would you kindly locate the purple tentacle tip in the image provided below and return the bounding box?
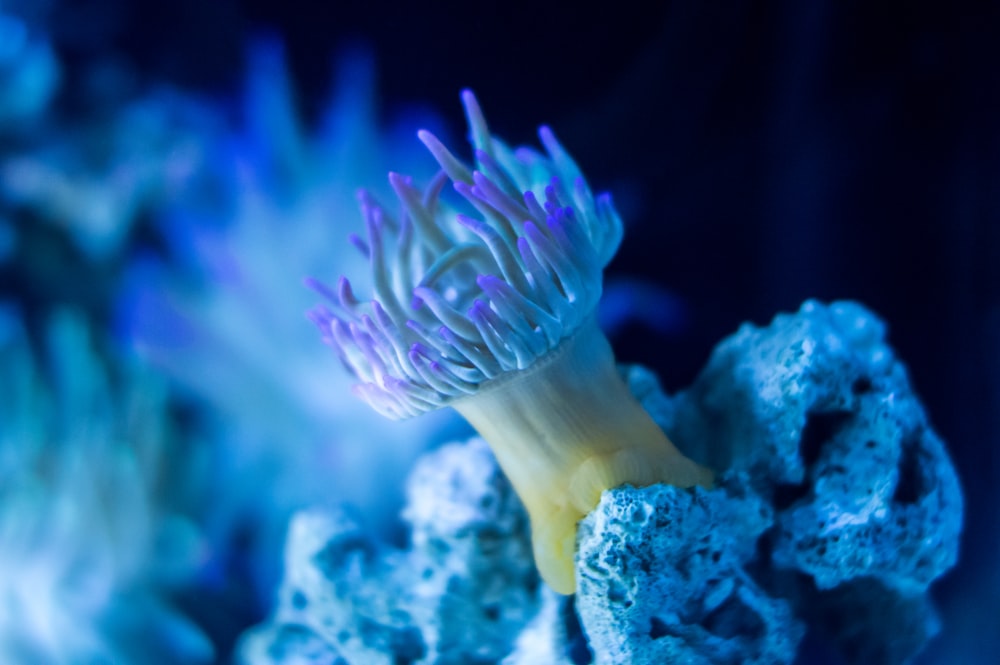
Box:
[476,274,498,292]
[348,233,369,256]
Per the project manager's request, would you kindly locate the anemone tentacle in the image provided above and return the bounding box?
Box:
[309,91,622,419]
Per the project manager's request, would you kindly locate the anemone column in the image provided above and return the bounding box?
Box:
[309,91,711,594]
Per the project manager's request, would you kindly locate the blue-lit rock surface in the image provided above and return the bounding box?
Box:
[243,300,962,664]
[647,299,963,663]
[576,477,802,665]
[239,437,540,664]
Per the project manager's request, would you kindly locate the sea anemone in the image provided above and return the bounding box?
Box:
[0,305,210,663]
[0,6,59,127]
[121,40,456,604]
[309,91,711,594]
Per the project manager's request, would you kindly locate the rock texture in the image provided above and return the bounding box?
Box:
[242,300,962,665]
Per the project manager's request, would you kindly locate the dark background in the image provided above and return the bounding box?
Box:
[107,0,999,401]
[31,1,1000,662]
